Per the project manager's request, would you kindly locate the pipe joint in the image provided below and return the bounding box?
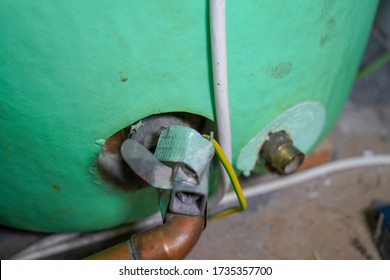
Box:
[260,130,304,175]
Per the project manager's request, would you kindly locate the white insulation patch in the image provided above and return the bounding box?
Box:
[237,100,326,176]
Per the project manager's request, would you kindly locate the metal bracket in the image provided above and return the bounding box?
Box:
[120,125,214,217]
[169,164,209,216]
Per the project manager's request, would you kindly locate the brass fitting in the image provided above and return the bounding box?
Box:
[260,131,304,175]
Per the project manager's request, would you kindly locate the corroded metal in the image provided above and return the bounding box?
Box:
[96,113,205,191]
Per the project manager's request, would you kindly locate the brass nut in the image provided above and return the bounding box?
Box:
[260,131,304,175]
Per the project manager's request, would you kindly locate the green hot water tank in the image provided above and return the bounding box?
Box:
[0,0,378,232]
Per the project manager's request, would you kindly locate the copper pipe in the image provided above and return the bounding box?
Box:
[85,213,205,260]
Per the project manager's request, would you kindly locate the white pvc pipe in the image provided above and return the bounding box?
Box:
[210,0,232,194]
[220,155,390,206]
[12,233,80,257]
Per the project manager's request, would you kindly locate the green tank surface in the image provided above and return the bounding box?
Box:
[0,0,378,232]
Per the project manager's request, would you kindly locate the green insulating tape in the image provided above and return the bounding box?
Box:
[154,126,215,179]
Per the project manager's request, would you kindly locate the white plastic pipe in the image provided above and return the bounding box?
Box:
[210,0,232,195]
[220,155,390,205]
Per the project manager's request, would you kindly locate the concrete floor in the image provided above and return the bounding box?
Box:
[187,167,390,260]
[1,28,389,260]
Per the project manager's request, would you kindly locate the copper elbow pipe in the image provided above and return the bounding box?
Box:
[85,213,205,260]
